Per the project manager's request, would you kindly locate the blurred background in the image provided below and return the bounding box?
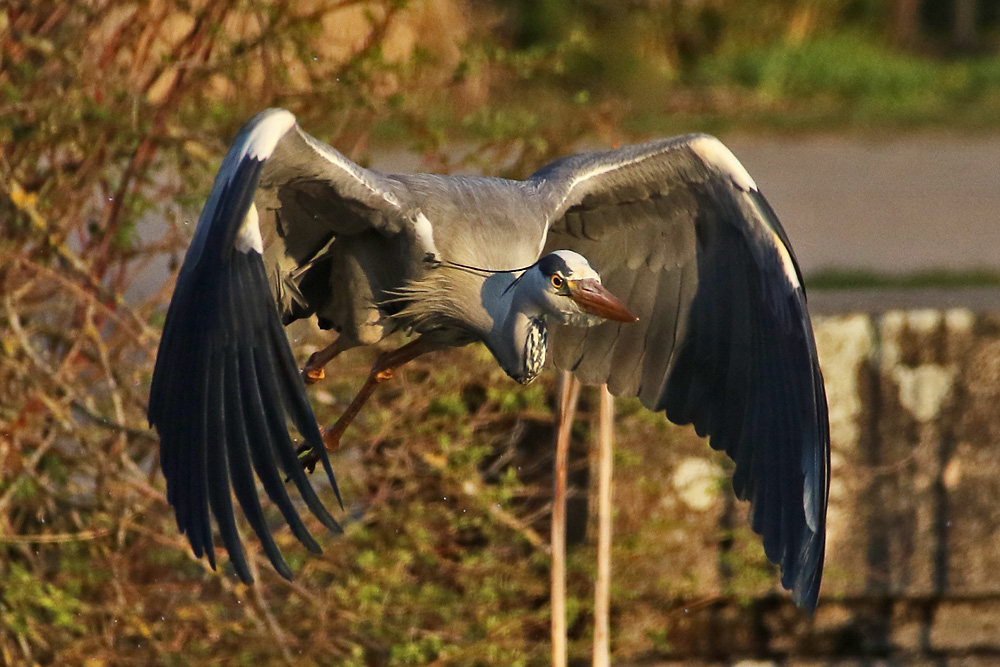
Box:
[2,1,1000,665]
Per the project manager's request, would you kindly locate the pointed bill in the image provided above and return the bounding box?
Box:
[568,279,638,323]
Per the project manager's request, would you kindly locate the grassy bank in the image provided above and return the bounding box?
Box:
[806,268,1000,291]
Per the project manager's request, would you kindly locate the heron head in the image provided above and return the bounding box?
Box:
[527,250,637,326]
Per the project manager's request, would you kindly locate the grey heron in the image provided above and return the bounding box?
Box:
[148,108,829,610]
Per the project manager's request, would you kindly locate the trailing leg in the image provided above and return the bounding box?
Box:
[299,337,438,472]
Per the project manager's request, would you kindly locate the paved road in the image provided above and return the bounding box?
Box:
[134,134,1000,313]
[376,133,1000,313]
[376,134,1000,276]
[723,133,1000,277]
[725,134,1000,313]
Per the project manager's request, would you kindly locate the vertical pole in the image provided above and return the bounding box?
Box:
[593,384,613,667]
[552,371,580,667]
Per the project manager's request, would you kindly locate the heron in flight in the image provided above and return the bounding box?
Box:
[148,108,829,610]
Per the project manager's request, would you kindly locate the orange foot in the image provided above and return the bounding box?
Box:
[303,366,325,385]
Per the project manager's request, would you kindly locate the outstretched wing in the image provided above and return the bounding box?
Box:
[148,109,407,582]
[530,135,829,610]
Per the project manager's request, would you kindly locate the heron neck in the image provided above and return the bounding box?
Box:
[492,284,547,385]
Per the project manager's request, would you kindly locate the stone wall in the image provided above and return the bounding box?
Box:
[607,310,1000,665]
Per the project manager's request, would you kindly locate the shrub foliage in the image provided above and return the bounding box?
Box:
[3,1,999,665]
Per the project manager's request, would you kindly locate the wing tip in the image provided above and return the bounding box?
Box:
[243,108,296,161]
[790,547,824,613]
[792,582,820,614]
[686,134,758,193]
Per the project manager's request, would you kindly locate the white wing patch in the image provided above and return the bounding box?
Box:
[244,109,296,161]
[412,212,441,263]
[745,192,801,289]
[689,135,758,192]
[768,226,800,288]
[235,202,264,254]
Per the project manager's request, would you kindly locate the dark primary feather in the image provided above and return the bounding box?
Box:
[533,136,829,610]
[148,112,344,583]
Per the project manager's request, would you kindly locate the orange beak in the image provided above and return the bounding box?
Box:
[567,279,638,323]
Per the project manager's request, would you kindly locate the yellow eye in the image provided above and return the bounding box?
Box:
[551,274,564,289]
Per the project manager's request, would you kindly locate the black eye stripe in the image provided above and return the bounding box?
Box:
[538,253,571,277]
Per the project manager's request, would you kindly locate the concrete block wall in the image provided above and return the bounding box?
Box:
[609,310,1000,665]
